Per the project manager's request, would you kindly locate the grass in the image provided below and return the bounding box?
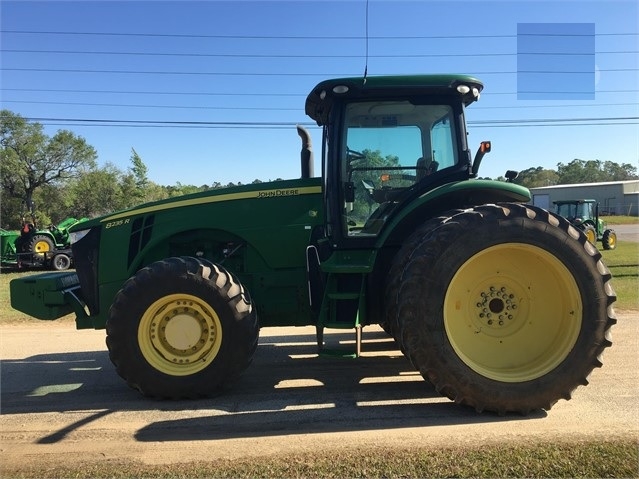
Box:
[602,215,639,225]
[600,240,639,310]
[2,439,637,478]
[0,269,75,323]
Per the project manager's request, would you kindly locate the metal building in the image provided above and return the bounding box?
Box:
[529,180,639,216]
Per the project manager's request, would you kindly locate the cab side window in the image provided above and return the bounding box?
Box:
[341,101,457,237]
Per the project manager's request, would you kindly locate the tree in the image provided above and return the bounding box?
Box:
[557,159,638,184]
[557,159,605,184]
[69,163,129,218]
[509,160,637,188]
[129,148,148,190]
[1,110,97,226]
[602,161,638,181]
[143,183,170,203]
[32,182,75,227]
[513,167,560,188]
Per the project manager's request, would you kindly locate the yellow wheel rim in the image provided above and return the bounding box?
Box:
[34,240,51,253]
[584,228,596,244]
[138,294,223,376]
[444,244,582,383]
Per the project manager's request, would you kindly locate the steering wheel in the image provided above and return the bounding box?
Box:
[347,148,366,162]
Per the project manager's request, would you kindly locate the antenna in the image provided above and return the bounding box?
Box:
[363,0,369,83]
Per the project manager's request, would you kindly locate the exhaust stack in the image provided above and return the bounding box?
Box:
[297,125,314,179]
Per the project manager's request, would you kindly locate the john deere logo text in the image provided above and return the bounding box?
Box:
[257,189,300,198]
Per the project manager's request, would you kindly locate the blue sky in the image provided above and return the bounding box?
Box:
[1,0,637,187]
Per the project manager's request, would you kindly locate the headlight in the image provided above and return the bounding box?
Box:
[69,228,91,244]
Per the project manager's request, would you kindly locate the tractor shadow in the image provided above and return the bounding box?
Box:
[136,328,546,442]
[1,327,546,444]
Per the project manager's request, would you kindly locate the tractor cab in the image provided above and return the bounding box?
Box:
[306,75,484,246]
[554,199,596,224]
[553,199,617,249]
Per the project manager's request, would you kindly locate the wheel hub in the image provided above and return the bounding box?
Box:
[444,243,583,382]
[139,294,223,375]
[35,241,51,253]
[475,286,520,330]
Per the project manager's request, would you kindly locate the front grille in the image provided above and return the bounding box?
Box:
[72,227,101,316]
[128,215,155,267]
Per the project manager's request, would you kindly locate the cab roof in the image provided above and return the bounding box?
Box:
[305,74,484,126]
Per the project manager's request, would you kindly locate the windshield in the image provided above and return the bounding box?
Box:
[341,100,458,236]
[555,202,593,221]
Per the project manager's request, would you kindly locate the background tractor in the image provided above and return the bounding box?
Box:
[17,217,87,255]
[554,199,617,250]
[10,75,616,415]
[1,217,86,270]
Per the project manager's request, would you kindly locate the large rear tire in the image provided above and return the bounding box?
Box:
[106,256,259,398]
[28,235,54,255]
[386,203,616,414]
[384,210,465,348]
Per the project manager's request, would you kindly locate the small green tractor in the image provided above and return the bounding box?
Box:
[1,217,86,270]
[10,75,616,414]
[554,199,617,250]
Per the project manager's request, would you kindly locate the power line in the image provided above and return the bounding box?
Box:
[470,116,639,124]
[475,102,639,110]
[18,116,638,130]
[3,87,637,97]
[0,48,512,59]
[20,117,308,128]
[474,121,639,128]
[4,67,636,76]
[31,121,639,130]
[0,87,302,97]
[2,30,637,39]
[3,99,638,112]
[3,48,636,58]
[0,100,299,111]
[3,67,356,76]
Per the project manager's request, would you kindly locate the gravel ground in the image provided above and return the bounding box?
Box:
[1,311,637,470]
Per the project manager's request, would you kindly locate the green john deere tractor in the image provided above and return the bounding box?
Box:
[554,199,617,250]
[10,75,616,414]
[10,217,87,270]
[19,217,87,255]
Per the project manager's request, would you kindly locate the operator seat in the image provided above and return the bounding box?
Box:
[416,157,438,181]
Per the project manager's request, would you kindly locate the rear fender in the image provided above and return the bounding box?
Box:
[377,180,531,247]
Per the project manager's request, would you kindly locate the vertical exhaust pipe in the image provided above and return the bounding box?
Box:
[297,125,314,179]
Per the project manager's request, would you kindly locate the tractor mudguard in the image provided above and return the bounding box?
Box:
[378,179,531,246]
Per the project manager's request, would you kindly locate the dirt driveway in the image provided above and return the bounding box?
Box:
[1,312,638,471]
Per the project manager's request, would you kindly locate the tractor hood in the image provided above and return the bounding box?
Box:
[69,179,323,233]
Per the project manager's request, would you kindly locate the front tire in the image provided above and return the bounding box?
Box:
[386,203,616,414]
[602,229,617,250]
[106,256,259,398]
[51,253,71,271]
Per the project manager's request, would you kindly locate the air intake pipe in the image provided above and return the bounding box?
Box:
[297,125,314,179]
